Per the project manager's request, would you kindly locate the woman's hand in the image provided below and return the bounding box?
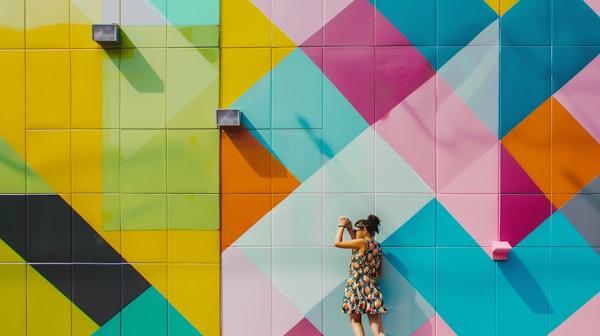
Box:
[339,216,351,229]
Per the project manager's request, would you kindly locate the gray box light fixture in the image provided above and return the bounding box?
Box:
[92,23,121,45]
[216,109,241,126]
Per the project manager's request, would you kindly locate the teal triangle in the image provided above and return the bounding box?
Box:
[229,71,271,130]
[516,214,550,247]
[437,46,463,71]
[554,0,600,46]
[168,304,203,336]
[122,287,167,336]
[436,200,479,247]
[382,199,436,247]
[416,46,436,71]
[550,210,591,247]
[92,312,120,336]
[552,46,600,94]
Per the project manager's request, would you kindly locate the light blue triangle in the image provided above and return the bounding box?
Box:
[550,210,591,247]
[240,247,271,281]
[168,304,203,336]
[92,312,120,336]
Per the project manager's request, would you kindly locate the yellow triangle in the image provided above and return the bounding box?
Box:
[500,0,520,15]
[73,304,100,336]
[0,50,25,159]
[221,47,271,108]
[168,264,220,336]
[0,238,24,262]
[0,264,26,335]
[273,23,297,48]
[221,0,271,47]
[484,0,500,15]
[27,265,77,336]
[272,48,296,68]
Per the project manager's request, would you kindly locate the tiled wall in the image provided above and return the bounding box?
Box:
[0,0,220,335]
[220,0,600,336]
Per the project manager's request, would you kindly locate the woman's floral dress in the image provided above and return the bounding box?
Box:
[341,239,387,314]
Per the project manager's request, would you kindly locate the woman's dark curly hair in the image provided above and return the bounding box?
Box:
[354,214,381,237]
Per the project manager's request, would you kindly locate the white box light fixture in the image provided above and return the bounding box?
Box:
[216,109,241,126]
[92,23,121,45]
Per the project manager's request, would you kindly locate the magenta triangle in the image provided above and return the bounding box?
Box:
[284,318,322,336]
[375,5,411,45]
[500,143,543,194]
[322,0,375,46]
[500,193,553,247]
[300,47,323,73]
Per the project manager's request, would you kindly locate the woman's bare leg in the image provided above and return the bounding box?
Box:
[349,313,365,336]
[367,314,385,336]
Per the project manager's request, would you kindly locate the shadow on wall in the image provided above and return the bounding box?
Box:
[121,48,164,93]
[498,251,553,315]
[382,252,433,335]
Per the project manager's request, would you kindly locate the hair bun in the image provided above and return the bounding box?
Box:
[367,214,380,234]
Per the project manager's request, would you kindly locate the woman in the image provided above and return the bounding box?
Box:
[335,215,387,336]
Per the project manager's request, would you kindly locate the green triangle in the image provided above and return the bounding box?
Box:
[26,163,55,194]
[0,136,25,193]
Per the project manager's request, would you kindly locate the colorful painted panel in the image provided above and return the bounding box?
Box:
[0,1,220,335]
[219,0,600,336]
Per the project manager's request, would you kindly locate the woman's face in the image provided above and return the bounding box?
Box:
[354,226,367,238]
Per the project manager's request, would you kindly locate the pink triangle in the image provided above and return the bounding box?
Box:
[550,291,600,335]
[272,284,306,336]
[284,318,323,336]
[500,194,553,247]
[584,0,600,21]
[300,47,323,72]
[302,28,324,47]
[411,314,435,336]
[374,76,436,191]
[440,141,499,194]
[437,193,498,254]
[222,248,272,335]
[375,6,411,45]
[436,313,458,336]
[322,0,374,46]
[500,143,544,194]
[437,75,499,193]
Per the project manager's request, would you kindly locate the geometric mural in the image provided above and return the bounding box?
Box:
[221,0,600,335]
[4,0,600,335]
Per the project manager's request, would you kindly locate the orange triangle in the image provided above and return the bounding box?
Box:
[502,97,551,194]
[221,194,271,251]
[221,127,301,251]
[221,128,271,194]
[552,194,575,210]
[552,97,600,197]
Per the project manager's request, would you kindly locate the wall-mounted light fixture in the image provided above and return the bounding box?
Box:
[216,109,241,126]
[92,23,121,45]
